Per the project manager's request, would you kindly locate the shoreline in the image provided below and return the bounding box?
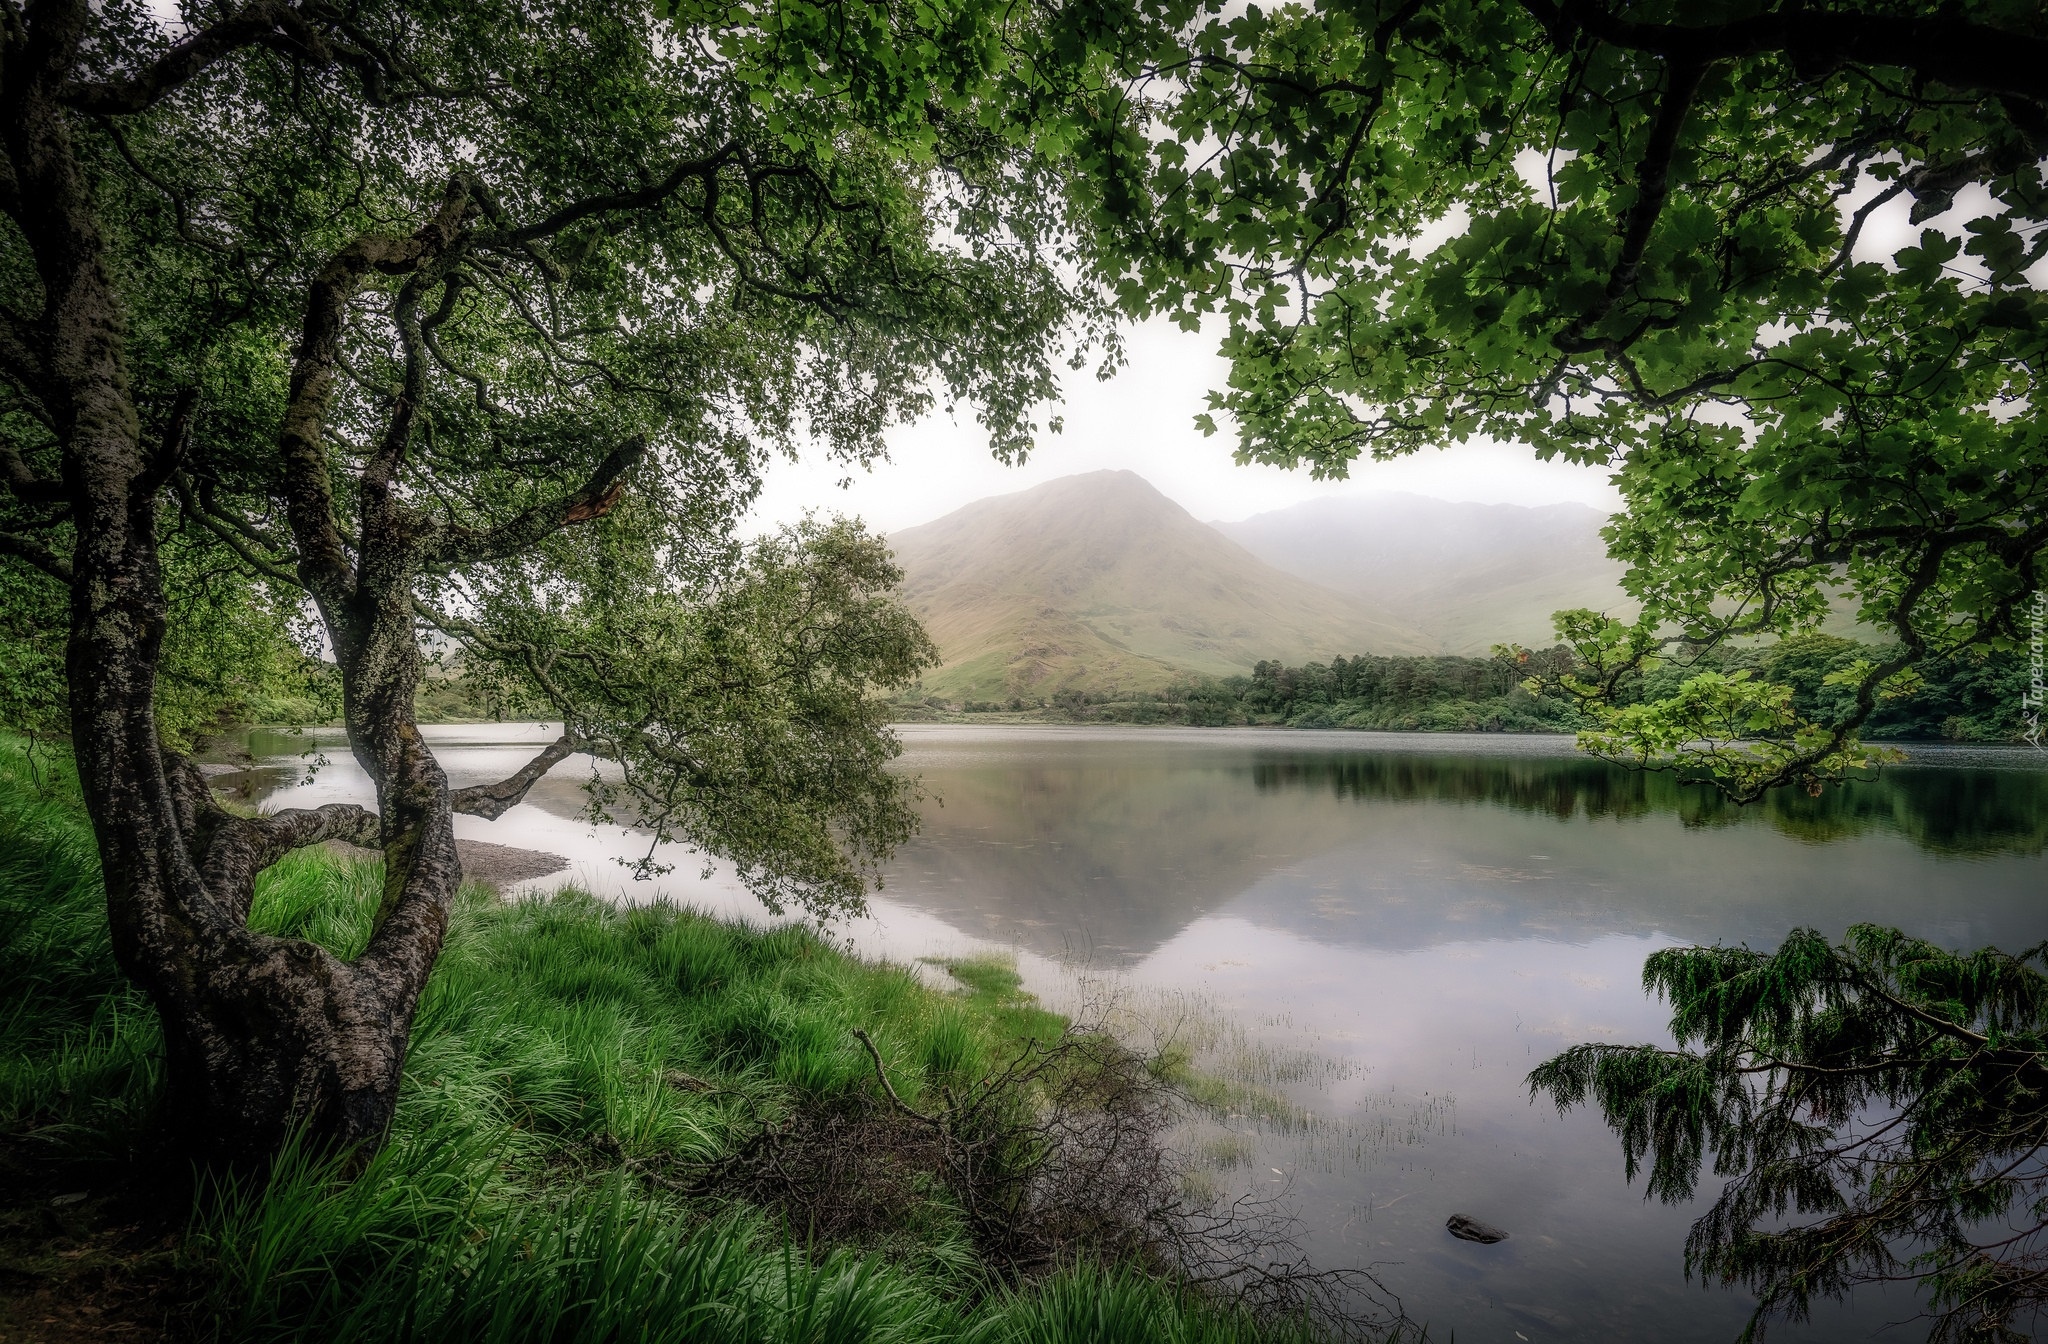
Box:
[327,837,568,890]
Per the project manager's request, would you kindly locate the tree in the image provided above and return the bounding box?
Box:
[1532,928,2048,1341]
[1072,0,2048,797]
[0,0,1105,1163]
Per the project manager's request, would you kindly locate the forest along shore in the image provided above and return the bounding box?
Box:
[410,634,2036,742]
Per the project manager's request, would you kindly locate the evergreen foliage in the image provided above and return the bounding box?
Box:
[1532,929,2048,1341]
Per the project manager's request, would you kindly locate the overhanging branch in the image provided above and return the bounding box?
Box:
[1536,0,2048,104]
[61,0,313,115]
[431,435,648,566]
[449,732,584,819]
[481,147,740,247]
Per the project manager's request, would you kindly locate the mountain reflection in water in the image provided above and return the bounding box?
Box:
[246,724,2045,1342]
[879,728,2046,962]
[871,728,2044,1342]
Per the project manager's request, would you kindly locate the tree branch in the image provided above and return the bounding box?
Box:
[1555,55,1707,351]
[60,0,310,115]
[430,435,648,566]
[481,146,740,247]
[0,527,73,581]
[278,178,476,605]
[202,804,382,922]
[852,1027,944,1128]
[0,436,62,503]
[448,732,584,819]
[172,473,304,588]
[1539,0,2048,104]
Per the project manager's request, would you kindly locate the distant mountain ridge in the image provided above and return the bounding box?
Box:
[1214,493,1632,653]
[887,472,1635,702]
[887,471,1428,702]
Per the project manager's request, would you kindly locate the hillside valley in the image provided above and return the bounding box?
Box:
[887,472,1427,702]
[888,472,1632,703]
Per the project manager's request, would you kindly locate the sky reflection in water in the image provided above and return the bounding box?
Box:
[249,725,2048,1343]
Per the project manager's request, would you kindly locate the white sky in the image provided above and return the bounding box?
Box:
[746,164,2040,539]
[745,316,1624,535]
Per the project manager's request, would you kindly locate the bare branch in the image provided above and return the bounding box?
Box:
[431,435,648,566]
[851,1026,944,1128]
[448,732,584,820]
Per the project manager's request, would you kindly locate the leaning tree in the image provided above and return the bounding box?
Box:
[1070,0,2048,797]
[0,0,1109,1163]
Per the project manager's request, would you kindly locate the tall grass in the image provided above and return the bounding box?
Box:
[0,736,1354,1343]
[0,742,160,1155]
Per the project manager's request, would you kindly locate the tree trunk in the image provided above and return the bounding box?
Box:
[9,3,603,1167]
[5,3,465,1165]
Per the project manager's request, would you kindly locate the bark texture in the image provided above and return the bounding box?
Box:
[0,2,574,1164]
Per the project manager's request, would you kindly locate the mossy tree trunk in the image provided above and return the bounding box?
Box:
[0,5,588,1164]
[0,0,1033,1167]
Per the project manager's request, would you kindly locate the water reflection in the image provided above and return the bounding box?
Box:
[882,730,2047,963]
[246,724,2046,1343]
[1245,750,2048,855]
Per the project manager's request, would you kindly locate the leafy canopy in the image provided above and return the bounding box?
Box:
[1067,0,2048,795]
[0,0,1116,913]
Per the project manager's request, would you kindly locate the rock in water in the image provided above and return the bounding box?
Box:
[1446,1213,1509,1243]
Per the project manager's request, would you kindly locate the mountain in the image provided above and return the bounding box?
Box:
[887,471,1430,702]
[1213,494,1632,653]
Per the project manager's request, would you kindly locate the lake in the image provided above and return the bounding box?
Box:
[243,724,2048,1342]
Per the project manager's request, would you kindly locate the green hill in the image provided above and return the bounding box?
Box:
[888,471,1429,702]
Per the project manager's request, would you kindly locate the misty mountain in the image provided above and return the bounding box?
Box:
[1213,494,1632,653]
[887,471,1429,702]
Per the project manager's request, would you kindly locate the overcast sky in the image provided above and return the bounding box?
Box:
[744,157,2034,539]
[744,316,1625,536]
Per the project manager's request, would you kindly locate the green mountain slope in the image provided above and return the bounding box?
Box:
[888,471,1429,701]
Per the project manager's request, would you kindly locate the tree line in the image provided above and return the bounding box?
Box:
[1027,636,2034,742]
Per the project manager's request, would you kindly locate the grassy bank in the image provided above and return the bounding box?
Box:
[0,740,1347,1343]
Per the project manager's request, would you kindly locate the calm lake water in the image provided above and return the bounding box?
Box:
[244,724,2048,1343]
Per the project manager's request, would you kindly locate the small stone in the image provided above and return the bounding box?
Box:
[1446,1213,1508,1243]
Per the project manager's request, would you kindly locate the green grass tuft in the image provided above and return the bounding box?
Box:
[0,736,1361,1343]
[929,955,1069,1047]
